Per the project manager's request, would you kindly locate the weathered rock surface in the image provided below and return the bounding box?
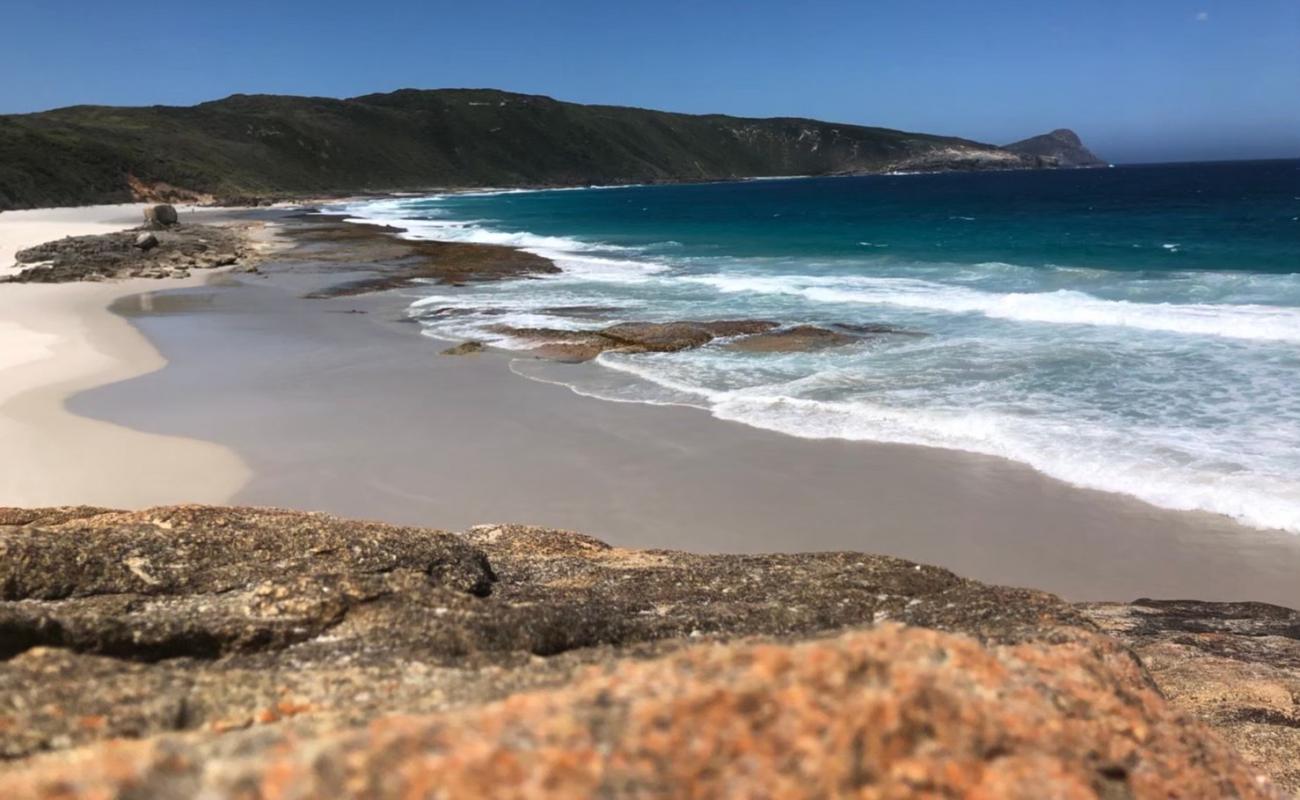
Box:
[3,625,1279,799]
[440,341,485,356]
[143,203,179,228]
[0,506,1290,798]
[725,323,858,352]
[3,223,258,283]
[1080,599,1300,795]
[291,217,559,296]
[488,319,912,362]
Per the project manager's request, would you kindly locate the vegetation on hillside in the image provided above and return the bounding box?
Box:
[0,89,1055,209]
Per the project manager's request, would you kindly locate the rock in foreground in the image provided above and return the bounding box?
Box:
[1081,600,1300,794]
[0,506,1289,798]
[4,626,1278,799]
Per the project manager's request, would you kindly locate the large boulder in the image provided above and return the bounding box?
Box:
[142,203,179,228]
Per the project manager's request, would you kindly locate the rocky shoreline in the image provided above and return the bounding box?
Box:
[3,207,1297,797]
[2,206,265,284]
[0,505,1295,797]
[281,213,927,361]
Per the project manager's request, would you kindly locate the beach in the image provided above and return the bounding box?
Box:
[51,210,1300,606]
[0,204,250,507]
[3,201,1299,799]
[3,204,1299,605]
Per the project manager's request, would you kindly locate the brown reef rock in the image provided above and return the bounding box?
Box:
[290,216,559,296]
[440,341,485,356]
[488,319,915,362]
[3,223,259,283]
[0,506,1290,798]
[725,323,859,352]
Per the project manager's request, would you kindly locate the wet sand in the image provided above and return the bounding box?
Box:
[71,252,1300,606]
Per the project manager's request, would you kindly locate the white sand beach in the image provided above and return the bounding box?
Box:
[0,205,250,507]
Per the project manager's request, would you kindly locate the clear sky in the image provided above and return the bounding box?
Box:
[4,0,1298,163]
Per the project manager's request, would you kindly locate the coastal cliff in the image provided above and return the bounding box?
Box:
[0,505,1293,798]
[0,89,1101,210]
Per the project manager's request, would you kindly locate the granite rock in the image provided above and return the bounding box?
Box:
[0,506,1290,797]
[1080,599,1300,794]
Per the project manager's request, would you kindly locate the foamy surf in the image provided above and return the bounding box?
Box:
[340,164,1300,535]
[685,274,1300,343]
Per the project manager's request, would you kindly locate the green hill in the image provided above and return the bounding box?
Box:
[0,89,1064,210]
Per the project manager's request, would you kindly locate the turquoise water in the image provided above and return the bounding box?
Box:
[338,161,1300,532]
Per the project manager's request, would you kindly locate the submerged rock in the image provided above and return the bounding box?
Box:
[599,321,724,352]
[490,319,896,362]
[725,324,859,352]
[0,506,1288,797]
[538,305,625,319]
[441,341,485,356]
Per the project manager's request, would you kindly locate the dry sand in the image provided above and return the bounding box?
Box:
[0,205,250,507]
[74,254,1300,606]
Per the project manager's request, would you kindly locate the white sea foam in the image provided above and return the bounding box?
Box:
[342,193,1300,534]
[339,197,673,288]
[580,355,1300,532]
[684,274,1300,343]
[705,394,1300,533]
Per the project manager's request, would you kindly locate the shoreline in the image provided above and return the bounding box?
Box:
[67,216,1300,605]
[332,186,1300,536]
[6,203,1300,605]
[0,204,254,507]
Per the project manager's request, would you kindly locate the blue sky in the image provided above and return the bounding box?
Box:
[3,0,1297,163]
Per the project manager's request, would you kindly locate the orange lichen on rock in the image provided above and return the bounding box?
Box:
[0,625,1280,799]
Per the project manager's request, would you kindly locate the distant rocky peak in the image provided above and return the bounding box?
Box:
[1004,128,1107,167]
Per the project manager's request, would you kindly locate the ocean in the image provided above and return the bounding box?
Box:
[337,160,1300,533]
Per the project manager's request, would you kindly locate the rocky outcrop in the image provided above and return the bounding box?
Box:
[293,216,559,296]
[2,223,259,283]
[1080,600,1300,794]
[488,319,914,362]
[1005,129,1107,168]
[0,506,1291,797]
[725,323,858,352]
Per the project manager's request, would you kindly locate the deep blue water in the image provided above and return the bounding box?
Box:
[338,160,1300,532]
